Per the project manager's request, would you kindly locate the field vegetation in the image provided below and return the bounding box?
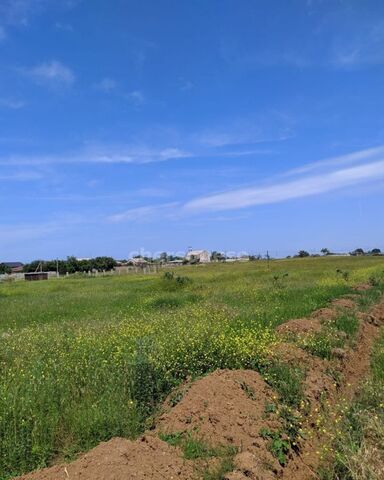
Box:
[1,256,384,478]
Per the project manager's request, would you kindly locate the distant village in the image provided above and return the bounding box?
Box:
[0,247,382,282]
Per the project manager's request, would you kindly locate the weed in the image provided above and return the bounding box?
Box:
[203,448,237,480]
[301,331,343,360]
[160,432,221,460]
[260,428,290,466]
[260,361,304,408]
[333,313,359,339]
[239,381,256,400]
[159,431,184,446]
[336,269,350,282]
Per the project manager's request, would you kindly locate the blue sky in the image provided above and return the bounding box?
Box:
[1,0,384,261]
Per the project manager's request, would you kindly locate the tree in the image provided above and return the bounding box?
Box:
[159,252,168,263]
[211,251,226,262]
[0,263,11,274]
[370,248,381,255]
[298,250,310,258]
[321,248,330,256]
[351,248,365,256]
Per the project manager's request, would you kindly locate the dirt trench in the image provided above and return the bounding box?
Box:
[16,291,384,480]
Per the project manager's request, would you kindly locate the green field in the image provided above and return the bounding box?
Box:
[1,256,384,478]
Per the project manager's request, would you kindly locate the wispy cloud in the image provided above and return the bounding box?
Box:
[185,159,384,213]
[22,60,75,87]
[331,20,384,68]
[195,114,294,148]
[0,98,26,109]
[94,77,118,93]
[285,145,384,176]
[125,90,145,107]
[55,22,74,32]
[0,171,42,181]
[0,145,191,166]
[179,78,195,92]
[108,202,178,223]
[0,213,86,246]
[0,0,44,27]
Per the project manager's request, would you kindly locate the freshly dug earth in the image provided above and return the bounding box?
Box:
[156,369,283,474]
[16,293,384,480]
[17,436,194,480]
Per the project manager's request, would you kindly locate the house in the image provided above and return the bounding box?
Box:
[128,257,148,266]
[185,250,211,264]
[3,262,24,273]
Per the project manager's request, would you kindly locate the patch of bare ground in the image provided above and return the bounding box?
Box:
[156,369,283,475]
[276,318,322,336]
[17,436,194,480]
[15,289,384,480]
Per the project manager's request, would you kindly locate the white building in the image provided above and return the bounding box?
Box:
[185,250,211,263]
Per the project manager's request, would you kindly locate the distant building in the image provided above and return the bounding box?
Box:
[185,250,211,264]
[3,262,24,273]
[128,257,148,266]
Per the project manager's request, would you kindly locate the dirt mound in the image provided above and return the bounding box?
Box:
[330,298,356,310]
[310,307,337,322]
[276,318,322,336]
[225,451,275,480]
[353,283,372,291]
[17,436,194,480]
[156,369,282,474]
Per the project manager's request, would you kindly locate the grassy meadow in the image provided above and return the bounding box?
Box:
[1,256,384,478]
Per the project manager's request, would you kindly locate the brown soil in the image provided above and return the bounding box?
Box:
[276,318,322,336]
[17,436,194,480]
[15,290,384,480]
[310,308,337,322]
[156,369,282,474]
[330,297,357,310]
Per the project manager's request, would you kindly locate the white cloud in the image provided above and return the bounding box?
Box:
[23,60,75,86]
[108,202,178,223]
[126,90,145,107]
[179,78,194,92]
[285,145,384,176]
[55,22,74,32]
[0,145,191,166]
[0,171,42,181]
[185,160,384,213]
[94,77,117,93]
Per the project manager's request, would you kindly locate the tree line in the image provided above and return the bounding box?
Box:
[22,256,117,275]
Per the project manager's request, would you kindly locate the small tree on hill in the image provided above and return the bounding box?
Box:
[321,248,330,256]
[298,250,310,258]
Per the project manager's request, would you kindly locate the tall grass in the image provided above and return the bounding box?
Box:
[320,324,384,480]
[1,257,384,478]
